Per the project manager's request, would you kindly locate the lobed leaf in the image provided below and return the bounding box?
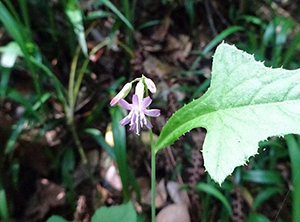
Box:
[154,42,300,184]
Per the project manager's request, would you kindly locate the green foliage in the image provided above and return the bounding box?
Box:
[46,215,73,222]
[61,147,76,207]
[1,0,300,221]
[94,0,133,31]
[247,213,270,222]
[91,201,137,222]
[85,128,116,159]
[242,170,283,185]
[285,135,300,222]
[190,26,244,71]
[86,106,141,203]
[155,42,300,184]
[252,187,282,210]
[196,183,232,215]
[66,0,88,56]
[0,184,9,221]
[47,202,138,222]
[0,1,43,100]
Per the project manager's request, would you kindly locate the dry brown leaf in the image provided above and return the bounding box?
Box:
[151,16,171,41]
[143,55,180,77]
[166,181,190,206]
[156,204,191,222]
[25,179,66,221]
[86,149,100,170]
[45,128,61,146]
[74,195,90,222]
[105,165,123,191]
[165,34,192,63]
[141,179,167,208]
[137,177,151,198]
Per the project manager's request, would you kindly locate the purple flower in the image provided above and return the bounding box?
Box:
[119,94,160,135]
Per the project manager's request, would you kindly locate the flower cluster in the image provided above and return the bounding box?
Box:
[110,76,160,135]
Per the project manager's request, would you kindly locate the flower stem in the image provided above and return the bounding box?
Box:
[68,116,87,165]
[150,129,156,222]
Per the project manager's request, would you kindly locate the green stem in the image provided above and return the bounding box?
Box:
[73,39,111,107]
[68,46,81,111]
[150,129,156,222]
[67,40,110,165]
[18,0,31,35]
[121,0,133,49]
[68,117,87,165]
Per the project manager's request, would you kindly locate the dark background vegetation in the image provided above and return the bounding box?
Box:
[1,0,300,221]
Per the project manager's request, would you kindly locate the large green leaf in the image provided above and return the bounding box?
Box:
[91,201,137,222]
[154,42,300,184]
[46,215,72,222]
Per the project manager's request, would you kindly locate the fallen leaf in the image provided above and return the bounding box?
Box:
[156,204,190,222]
[166,181,190,206]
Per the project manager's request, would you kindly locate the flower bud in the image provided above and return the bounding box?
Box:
[145,77,157,93]
[135,80,144,103]
[110,82,132,106]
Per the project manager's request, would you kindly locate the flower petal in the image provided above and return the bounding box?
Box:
[132,94,139,106]
[145,118,153,129]
[141,96,152,108]
[119,99,132,110]
[119,116,131,125]
[144,109,160,117]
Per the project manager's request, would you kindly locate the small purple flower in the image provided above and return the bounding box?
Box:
[119,94,160,135]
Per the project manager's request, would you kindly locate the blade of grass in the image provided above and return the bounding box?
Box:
[0,181,9,221]
[2,0,22,24]
[85,128,116,160]
[66,0,88,56]
[238,15,266,27]
[282,34,300,67]
[86,10,115,20]
[0,68,11,99]
[190,26,244,70]
[0,2,27,53]
[285,134,300,222]
[96,0,134,31]
[247,213,270,222]
[6,88,42,121]
[62,147,76,208]
[196,182,232,215]
[4,118,26,155]
[191,78,211,100]
[184,0,195,31]
[253,187,282,210]
[242,170,283,185]
[0,2,43,104]
[29,57,67,108]
[4,92,51,154]
[110,106,130,202]
[137,20,160,30]
[18,0,32,36]
[271,17,292,66]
